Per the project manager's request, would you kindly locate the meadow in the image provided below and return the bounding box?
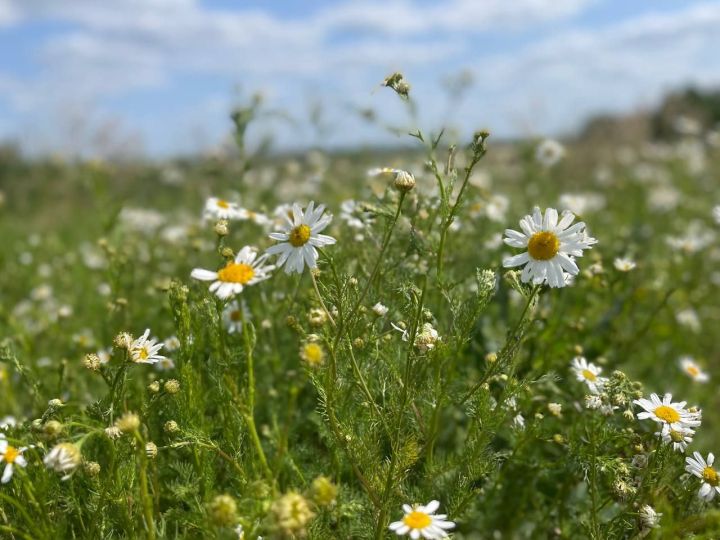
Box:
[1,77,720,539]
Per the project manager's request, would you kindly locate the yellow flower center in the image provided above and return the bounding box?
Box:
[216,199,230,209]
[302,343,325,366]
[686,365,700,377]
[4,446,19,464]
[654,405,680,424]
[217,262,255,284]
[527,231,560,261]
[289,224,312,247]
[582,369,597,382]
[703,466,719,486]
[137,347,149,360]
[229,310,243,322]
[403,511,432,530]
[669,430,685,443]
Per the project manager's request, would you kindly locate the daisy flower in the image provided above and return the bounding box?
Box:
[613,257,636,272]
[191,246,275,300]
[265,202,336,275]
[571,356,607,394]
[129,329,166,364]
[657,424,694,452]
[223,299,250,334]
[686,451,720,501]
[503,207,597,288]
[44,442,81,479]
[389,500,455,539]
[0,434,28,483]
[633,393,701,430]
[203,197,246,220]
[679,356,709,382]
[535,139,565,166]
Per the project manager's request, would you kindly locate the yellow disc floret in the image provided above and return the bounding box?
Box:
[289,224,312,247]
[403,511,432,530]
[4,446,19,464]
[703,466,719,486]
[218,263,255,284]
[527,231,560,261]
[216,199,230,209]
[582,369,597,381]
[654,405,680,424]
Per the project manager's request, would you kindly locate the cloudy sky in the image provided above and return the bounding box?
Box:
[1,0,719,157]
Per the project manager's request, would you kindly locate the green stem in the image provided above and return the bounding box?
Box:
[134,431,156,540]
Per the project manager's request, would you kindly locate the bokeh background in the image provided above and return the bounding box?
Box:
[1,0,720,158]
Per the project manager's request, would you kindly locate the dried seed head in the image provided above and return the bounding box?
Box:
[311,475,338,507]
[84,461,101,476]
[145,442,158,459]
[83,353,102,371]
[164,379,180,394]
[208,494,238,527]
[114,332,134,350]
[214,219,229,236]
[43,420,64,438]
[115,412,141,433]
[164,420,180,434]
[394,170,416,192]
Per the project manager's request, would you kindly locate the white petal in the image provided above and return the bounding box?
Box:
[191,268,218,281]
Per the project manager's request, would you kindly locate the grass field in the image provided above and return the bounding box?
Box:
[1,84,720,539]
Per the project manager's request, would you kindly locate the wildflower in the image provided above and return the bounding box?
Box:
[389,500,455,539]
[639,505,662,530]
[0,435,28,483]
[571,357,607,394]
[513,414,526,430]
[44,442,81,478]
[340,199,369,229]
[203,197,245,220]
[548,403,562,417]
[115,412,141,433]
[223,300,250,333]
[558,193,605,216]
[713,205,720,225]
[634,393,701,430]
[208,494,238,527]
[129,329,166,364]
[503,207,597,288]
[145,442,158,459]
[164,420,179,434]
[372,302,389,316]
[214,219,229,236]
[613,257,636,272]
[679,356,709,382]
[311,475,338,507]
[164,379,181,394]
[535,139,565,166]
[300,342,325,368]
[307,307,328,327]
[192,246,275,300]
[156,357,175,371]
[84,461,101,476]
[686,452,720,501]
[657,424,694,452]
[271,491,315,537]
[83,353,102,371]
[265,202,336,274]
[114,331,134,350]
[163,335,181,352]
[676,308,701,332]
[392,322,440,353]
[105,426,122,440]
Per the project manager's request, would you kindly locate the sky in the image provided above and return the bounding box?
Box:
[0,0,719,157]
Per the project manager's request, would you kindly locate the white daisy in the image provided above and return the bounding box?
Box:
[571,357,607,394]
[679,356,709,383]
[191,246,275,300]
[656,424,694,452]
[686,452,720,501]
[388,500,455,539]
[223,299,251,334]
[129,329,166,364]
[265,202,336,275]
[503,207,597,288]
[535,139,565,166]
[203,197,246,220]
[633,393,701,430]
[613,257,636,272]
[713,205,720,225]
[0,434,28,483]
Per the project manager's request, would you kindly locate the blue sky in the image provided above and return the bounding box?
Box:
[1,0,719,157]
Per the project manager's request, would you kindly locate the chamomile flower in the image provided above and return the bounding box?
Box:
[535,139,565,166]
[389,500,455,539]
[203,197,246,220]
[634,393,701,430]
[0,434,28,483]
[679,356,709,382]
[686,451,720,501]
[223,300,250,334]
[129,329,166,364]
[571,357,607,394]
[265,202,336,274]
[503,207,597,288]
[44,442,81,479]
[656,424,694,452]
[191,246,275,300]
[613,257,636,272]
